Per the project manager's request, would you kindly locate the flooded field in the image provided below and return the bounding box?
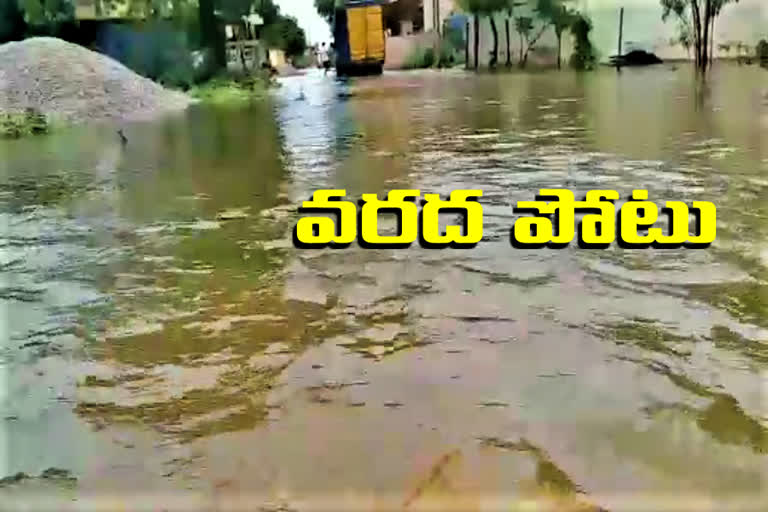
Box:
[2,64,768,511]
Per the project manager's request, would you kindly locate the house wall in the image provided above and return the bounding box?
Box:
[461,0,767,66]
[384,32,436,69]
[423,0,460,33]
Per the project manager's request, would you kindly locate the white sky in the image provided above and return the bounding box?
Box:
[276,0,332,45]
[275,0,766,52]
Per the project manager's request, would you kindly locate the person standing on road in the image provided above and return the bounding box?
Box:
[319,42,331,75]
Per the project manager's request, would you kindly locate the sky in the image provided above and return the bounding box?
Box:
[276,0,332,45]
[578,0,767,58]
[276,0,766,53]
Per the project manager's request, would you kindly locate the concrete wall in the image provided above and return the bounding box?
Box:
[385,32,436,69]
[459,0,767,66]
[423,0,460,34]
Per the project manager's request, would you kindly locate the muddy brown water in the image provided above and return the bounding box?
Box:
[1,65,767,511]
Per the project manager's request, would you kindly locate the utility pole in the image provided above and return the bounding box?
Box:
[616,7,624,70]
[433,0,441,64]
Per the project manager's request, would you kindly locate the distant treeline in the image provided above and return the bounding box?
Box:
[0,0,308,87]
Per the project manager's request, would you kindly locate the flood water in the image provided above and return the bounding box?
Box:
[2,65,768,511]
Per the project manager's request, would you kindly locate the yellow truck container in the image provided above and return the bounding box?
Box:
[333,1,385,76]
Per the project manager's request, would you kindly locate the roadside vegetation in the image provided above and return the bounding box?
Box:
[0,0,307,89]
[0,0,306,138]
[756,39,768,68]
[456,0,596,71]
[189,71,276,106]
[402,40,456,70]
[660,0,741,73]
[0,108,49,139]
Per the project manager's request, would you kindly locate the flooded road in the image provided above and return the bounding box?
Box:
[2,65,768,511]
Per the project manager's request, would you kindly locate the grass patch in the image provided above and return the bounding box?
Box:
[402,40,456,70]
[0,108,49,139]
[189,72,274,106]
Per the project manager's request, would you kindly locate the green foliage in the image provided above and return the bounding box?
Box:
[0,108,49,139]
[757,39,768,63]
[672,21,694,56]
[514,15,533,37]
[18,0,74,34]
[188,73,272,106]
[403,45,435,69]
[314,0,339,25]
[0,0,25,42]
[402,38,456,70]
[443,23,466,54]
[457,0,511,15]
[660,0,740,71]
[569,13,595,70]
[262,15,306,58]
[537,0,573,36]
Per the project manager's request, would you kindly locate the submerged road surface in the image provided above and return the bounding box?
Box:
[2,66,768,511]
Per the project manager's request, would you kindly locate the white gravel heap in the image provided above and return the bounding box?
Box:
[0,37,193,123]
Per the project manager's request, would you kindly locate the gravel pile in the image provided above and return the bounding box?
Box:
[0,37,193,123]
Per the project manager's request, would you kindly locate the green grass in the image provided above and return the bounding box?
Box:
[402,41,456,70]
[0,109,49,139]
[189,72,274,106]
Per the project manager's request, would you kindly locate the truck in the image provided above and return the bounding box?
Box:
[332,0,386,76]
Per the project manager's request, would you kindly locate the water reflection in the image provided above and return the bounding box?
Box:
[2,65,768,510]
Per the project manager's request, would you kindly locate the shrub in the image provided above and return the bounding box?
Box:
[402,40,456,70]
[757,39,768,64]
[1,108,49,139]
[403,45,435,69]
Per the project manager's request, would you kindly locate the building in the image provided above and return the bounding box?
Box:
[423,0,458,34]
[382,0,465,68]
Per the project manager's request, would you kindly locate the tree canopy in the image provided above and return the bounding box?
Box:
[660,0,739,71]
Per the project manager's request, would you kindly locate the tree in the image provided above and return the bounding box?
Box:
[457,0,514,69]
[17,0,74,35]
[199,0,226,71]
[503,1,525,67]
[263,14,307,59]
[569,13,594,70]
[757,39,768,65]
[537,0,574,69]
[314,0,338,26]
[514,14,547,68]
[660,0,739,72]
[0,0,25,42]
[457,0,484,69]
[672,21,694,59]
[514,16,531,65]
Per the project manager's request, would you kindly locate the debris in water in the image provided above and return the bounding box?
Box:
[216,208,250,221]
[478,400,509,408]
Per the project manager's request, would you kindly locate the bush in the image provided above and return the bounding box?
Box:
[1,108,49,139]
[569,14,596,70]
[757,39,768,64]
[403,45,435,69]
[402,40,455,70]
[188,72,273,105]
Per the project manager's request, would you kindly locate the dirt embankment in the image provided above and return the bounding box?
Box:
[0,37,193,124]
